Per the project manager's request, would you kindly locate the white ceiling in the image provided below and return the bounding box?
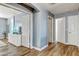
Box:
[36,3,79,15]
[1,3,79,17]
[0,5,22,18]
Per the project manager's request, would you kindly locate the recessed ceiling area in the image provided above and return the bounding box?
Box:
[0,4,22,18]
[32,3,79,15]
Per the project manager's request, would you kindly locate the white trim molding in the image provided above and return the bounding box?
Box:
[33,45,48,51]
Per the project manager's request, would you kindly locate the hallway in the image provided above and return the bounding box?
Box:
[0,40,79,56]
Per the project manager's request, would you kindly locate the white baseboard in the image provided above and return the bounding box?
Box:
[33,45,48,51]
[31,45,34,49]
[33,47,41,51]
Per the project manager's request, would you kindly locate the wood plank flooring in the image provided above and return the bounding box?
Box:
[0,39,30,56]
[0,39,79,56]
[25,42,79,56]
[0,44,30,56]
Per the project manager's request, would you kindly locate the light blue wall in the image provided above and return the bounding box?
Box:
[40,11,48,48]
[0,18,7,34]
[33,12,41,48]
[33,5,48,48]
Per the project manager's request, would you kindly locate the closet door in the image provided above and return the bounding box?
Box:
[68,15,79,46]
[21,14,30,48]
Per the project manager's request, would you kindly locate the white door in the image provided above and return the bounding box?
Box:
[21,14,30,48]
[56,17,65,43]
[68,15,79,46]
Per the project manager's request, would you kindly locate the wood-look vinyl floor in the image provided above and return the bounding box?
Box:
[0,45,30,56]
[25,42,79,56]
[0,39,30,56]
[0,39,79,56]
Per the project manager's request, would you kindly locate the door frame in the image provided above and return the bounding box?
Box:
[55,17,66,43]
[48,16,54,44]
[1,4,33,49]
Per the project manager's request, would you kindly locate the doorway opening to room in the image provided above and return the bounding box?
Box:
[48,16,54,45]
[55,17,65,44]
[0,4,33,56]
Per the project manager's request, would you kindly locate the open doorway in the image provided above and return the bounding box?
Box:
[0,4,33,48]
[0,4,33,56]
[0,4,23,47]
[48,16,54,45]
[0,4,23,46]
[55,17,65,43]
